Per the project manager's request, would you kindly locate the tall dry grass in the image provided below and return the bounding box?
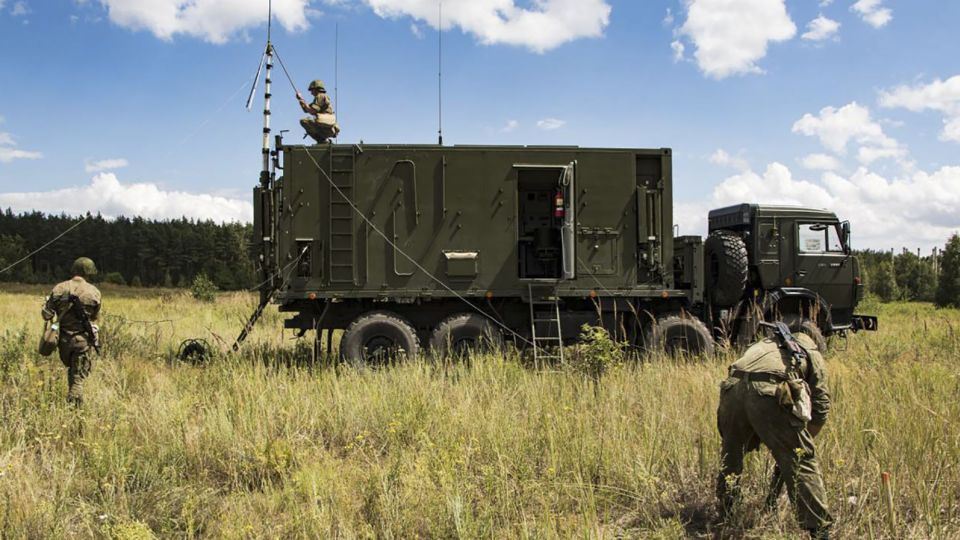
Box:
[0,286,958,539]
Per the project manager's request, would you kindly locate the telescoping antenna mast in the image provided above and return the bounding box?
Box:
[246,0,274,189]
[437,0,443,146]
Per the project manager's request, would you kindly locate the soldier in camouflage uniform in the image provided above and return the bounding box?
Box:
[716,332,832,539]
[296,79,340,143]
[41,257,101,406]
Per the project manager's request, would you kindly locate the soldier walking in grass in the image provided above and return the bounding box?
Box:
[715,322,832,539]
[41,257,101,406]
[296,79,340,143]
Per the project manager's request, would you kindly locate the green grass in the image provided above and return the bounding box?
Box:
[1,285,958,538]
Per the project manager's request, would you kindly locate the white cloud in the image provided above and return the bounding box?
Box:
[709,149,750,172]
[663,8,674,27]
[11,1,28,16]
[879,75,960,143]
[536,118,565,130]
[84,157,129,173]
[676,162,960,251]
[801,14,839,41]
[96,0,315,44]
[0,130,41,163]
[677,0,796,79]
[851,0,892,28]
[500,119,519,133]
[366,0,611,53]
[791,102,904,164]
[0,148,42,163]
[0,173,252,222]
[670,40,685,62]
[800,153,842,171]
[409,22,422,39]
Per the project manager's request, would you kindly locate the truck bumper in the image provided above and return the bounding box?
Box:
[850,314,878,332]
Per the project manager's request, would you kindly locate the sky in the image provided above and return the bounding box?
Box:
[0,0,958,251]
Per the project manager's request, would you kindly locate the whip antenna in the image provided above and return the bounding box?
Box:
[335,22,339,116]
[437,0,443,145]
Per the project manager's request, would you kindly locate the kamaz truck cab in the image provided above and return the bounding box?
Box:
[702,203,877,347]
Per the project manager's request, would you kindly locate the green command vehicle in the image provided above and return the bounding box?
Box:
[253,141,876,362]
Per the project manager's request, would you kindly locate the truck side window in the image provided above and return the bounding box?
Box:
[798,223,844,253]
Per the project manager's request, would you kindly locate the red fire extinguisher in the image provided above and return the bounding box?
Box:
[554,189,565,219]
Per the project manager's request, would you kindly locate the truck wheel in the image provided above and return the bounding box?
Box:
[704,230,748,308]
[645,316,715,358]
[779,314,828,354]
[340,311,420,366]
[798,319,828,354]
[429,313,503,358]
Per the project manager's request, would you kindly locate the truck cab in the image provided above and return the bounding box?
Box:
[704,204,876,344]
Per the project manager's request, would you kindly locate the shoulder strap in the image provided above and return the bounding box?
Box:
[758,321,807,378]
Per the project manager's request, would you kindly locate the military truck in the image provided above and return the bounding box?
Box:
[252,141,875,362]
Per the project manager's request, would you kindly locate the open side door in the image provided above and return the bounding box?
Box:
[515,162,576,280]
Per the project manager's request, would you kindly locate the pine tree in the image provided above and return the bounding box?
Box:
[936,234,960,308]
[872,258,899,302]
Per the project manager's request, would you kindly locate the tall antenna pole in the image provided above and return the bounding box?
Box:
[437,0,443,146]
[335,23,339,115]
[261,0,273,187]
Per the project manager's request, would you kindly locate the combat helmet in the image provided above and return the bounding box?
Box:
[71,257,98,277]
[308,79,326,92]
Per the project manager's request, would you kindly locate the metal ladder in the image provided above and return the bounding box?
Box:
[527,282,564,365]
[328,147,356,285]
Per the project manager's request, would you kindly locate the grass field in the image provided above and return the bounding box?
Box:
[0,284,958,539]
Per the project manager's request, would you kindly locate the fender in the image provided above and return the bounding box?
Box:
[760,287,833,332]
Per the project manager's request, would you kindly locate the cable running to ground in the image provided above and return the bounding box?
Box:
[0,216,89,275]
[301,147,536,349]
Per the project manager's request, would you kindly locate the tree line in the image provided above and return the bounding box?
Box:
[1,210,959,306]
[856,233,960,308]
[0,210,255,290]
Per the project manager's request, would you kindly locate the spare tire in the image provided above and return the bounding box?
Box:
[704,230,748,308]
[644,315,715,358]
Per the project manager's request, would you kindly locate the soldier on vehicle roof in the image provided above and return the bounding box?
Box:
[297,79,340,144]
[41,257,102,406]
[716,329,833,539]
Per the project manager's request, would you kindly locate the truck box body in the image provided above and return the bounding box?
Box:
[267,144,681,304]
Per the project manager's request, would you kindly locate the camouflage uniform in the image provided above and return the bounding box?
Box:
[298,79,340,143]
[42,259,101,405]
[716,333,832,537]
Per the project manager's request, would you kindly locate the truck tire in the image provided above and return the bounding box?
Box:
[778,314,828,354]
[704,230,748,308]
[429,313,503,358]
[340,311,420,366]
[645,316,715,358]
[799,319,828,354]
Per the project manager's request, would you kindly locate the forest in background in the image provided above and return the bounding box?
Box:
[0,210,958,306]
[0,210,254,290]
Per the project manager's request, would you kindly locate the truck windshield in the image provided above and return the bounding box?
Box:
[798,223,844,253]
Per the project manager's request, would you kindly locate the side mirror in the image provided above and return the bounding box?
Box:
[841,221,851,254]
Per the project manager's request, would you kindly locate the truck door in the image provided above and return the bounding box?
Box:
[516,163,575,280]
[793,222,854,320]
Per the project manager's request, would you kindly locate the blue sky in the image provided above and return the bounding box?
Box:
[0,0,958,250]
